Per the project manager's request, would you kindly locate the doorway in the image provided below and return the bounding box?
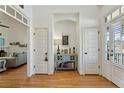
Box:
[104,20,124,82]
[83,28,99,74]
[33,28,48,74]
[53,13,80,73]
[0,10,28,76]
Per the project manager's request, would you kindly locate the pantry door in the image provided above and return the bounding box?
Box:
[83,29,99,74]
[34,28,48,74]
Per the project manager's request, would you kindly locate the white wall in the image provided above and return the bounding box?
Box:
[13,5,34,76]
[7,17,27,53]
[54,20,77,54]
[100,5,124,88]
[0,11,27,54]
[32,5,99,75]
[32,5,98,28]
[13,5,33,20]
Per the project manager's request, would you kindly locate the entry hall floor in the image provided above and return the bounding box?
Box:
[0,65,118,88]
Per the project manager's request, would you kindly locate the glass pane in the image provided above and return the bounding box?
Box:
[122,25,124,65]
[107,15,111,22]
[112,9,120,19]
[121,6,124,14]
[16,12,22,21]
[0,37,5,46]
[6,6,15,16]
[23,17,28,24]
[105,29,110,61]
[0,5,5,10]
[113,24,122,64]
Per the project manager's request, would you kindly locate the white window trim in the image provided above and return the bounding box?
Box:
[0,5,29,27]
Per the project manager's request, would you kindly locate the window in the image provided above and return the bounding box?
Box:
[105,6,124,23]
[16,11,22,21]
[113,23,121,64]
[112,9,120,19]
[122,24,124,65]
[112,21,124,65]
[23,17,28,24]
[0,37,5,46]
[6,5,15,16]
[106,14,111,23]
[105,27,110,61]
[121,6,124,14]
[0,5,5,10]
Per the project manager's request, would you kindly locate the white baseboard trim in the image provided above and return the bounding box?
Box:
[112,77,124,88]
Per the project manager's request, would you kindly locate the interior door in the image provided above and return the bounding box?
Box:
[84,29,99,74]
[34,28,48,74]
[103,25,112,81]
[104,22,124,81]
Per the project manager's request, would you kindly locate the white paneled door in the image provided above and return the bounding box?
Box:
[34,28,48,74]
[83,29,99,74]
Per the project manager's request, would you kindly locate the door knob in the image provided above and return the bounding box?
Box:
[110,54,113,56]
[85,52,87,54]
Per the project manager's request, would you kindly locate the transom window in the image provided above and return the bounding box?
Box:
[105,6,124,23]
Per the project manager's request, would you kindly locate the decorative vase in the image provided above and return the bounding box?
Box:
[73,47,75,54]
[69,48,71,54]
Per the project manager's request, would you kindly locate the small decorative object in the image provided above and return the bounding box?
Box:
[16,42,20,45]
[19,44,27,47]
[73,47,75,54]
[45,52,48,61]
[54,39,62,54]
[9,43,12,45]
[57,45,60,54]
[62,35,69,45]
[64,49,68,54]
[69,48,71,54]
[61,49,64,54]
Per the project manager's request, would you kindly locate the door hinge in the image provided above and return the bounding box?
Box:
[98,31,100,34]
[34,65,35,69]
[98,65,100,69]
[98,48,100,51]
[33,49,36,52]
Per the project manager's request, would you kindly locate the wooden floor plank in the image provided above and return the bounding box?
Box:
[0,65,118,88]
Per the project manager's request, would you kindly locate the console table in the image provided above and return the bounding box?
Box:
[55,54,77,70]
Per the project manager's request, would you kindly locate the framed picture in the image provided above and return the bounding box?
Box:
[62,35,69,45]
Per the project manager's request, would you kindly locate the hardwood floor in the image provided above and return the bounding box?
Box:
[0,65,118,88]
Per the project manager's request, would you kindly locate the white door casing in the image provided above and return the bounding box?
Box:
[34,28,48,74]
[83,29,99,74]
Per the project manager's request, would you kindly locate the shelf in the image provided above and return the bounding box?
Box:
[55,54,77,55]
[56,68,76,70]
[0,46,9,48]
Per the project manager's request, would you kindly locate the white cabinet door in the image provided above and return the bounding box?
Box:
[34,28,48,74]
[83,29,99,74]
